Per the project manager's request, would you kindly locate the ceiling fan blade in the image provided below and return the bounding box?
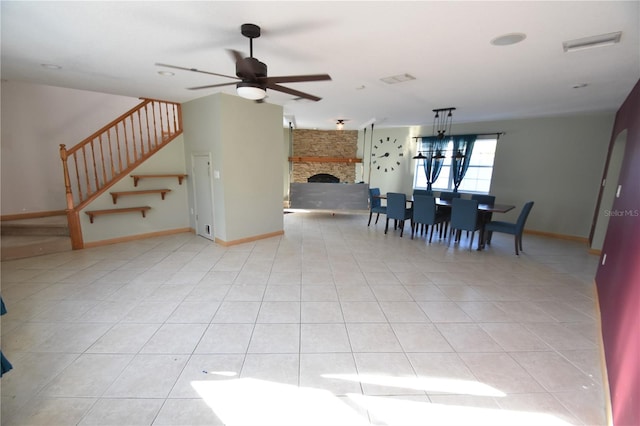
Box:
[155,63,238,80]
[262,74,331,84]
[227,49,256,80]
[266,83,322,102]
[188,82,238,90]
[227,49,245,63]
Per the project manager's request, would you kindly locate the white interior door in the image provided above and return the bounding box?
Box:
[192,153,215,241]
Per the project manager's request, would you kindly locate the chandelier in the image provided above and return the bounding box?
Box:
[433,107,456,140]
[413,107,456,160]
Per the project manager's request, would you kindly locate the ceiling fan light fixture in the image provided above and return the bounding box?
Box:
[236,82,266,100]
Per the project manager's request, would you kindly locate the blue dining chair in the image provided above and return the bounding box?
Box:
[439,191,461,201]
[471,194,496,205]
[385,192,412,237]
[413,188,434,234]
[368,187,387,226]
[411,195,447,242]
[449,198,480,250]
[471,194,497,234]
[437,191,460,237]
[413,189,434,197]
[484,201,534,255]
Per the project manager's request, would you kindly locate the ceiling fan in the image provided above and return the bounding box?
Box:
[156,23,331,102]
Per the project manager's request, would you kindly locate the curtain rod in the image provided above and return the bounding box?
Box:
[413,132,505,139]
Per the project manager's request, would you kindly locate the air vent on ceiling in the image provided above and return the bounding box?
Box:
[563,31,622,53]
[380,73,416,84]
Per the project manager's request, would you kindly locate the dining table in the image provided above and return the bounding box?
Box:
[375,194,515,250]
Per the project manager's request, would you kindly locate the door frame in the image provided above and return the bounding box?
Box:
[191,152,215,241]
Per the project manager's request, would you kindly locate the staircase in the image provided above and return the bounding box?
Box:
[59,98,183,249]
[1,216,72,261]
[2,98,183,259]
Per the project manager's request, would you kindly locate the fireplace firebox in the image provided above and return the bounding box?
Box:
[307,173,340,183]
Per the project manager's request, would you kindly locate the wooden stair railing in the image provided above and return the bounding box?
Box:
[60,98,183,249]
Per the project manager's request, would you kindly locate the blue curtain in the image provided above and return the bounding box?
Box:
[420,136,449,190]
[451,134,477,192]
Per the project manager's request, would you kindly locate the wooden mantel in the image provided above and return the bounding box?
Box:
[288,156,362,163]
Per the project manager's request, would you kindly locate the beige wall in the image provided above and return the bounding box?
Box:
[359,113,614,238]
[0,80,139,215]
[183,93,284,244]
[80,137,190,243]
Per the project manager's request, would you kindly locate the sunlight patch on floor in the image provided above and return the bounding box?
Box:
[323,373,506,397]
[193,376,572,426]
[192,378,369,425]
[349,393,572,426]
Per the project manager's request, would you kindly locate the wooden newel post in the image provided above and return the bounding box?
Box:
[59,144,74,210]
[59,144,84,250]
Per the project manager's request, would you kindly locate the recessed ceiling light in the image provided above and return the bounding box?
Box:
[563,31,622,53]
[380,74,416,84]
[491,33,527,46]
[157,70,175,76]
[41,63,62,70]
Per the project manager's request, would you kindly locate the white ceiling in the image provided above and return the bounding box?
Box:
[2,1,638,130]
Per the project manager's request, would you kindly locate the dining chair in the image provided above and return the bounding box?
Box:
[471,194,496,205]
[449,198,480,250]
[436,191,460,238]
[385,192,412,237]
[471,194,497,233]
[368,187,387,226]
[484,201,534,255]
[413,189,434,197]
[411,195,447,242]
[413,189,434,234]
[439,191,461,201]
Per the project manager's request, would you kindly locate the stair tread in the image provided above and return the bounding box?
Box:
[1,235,72,261]
[1,216,68,227]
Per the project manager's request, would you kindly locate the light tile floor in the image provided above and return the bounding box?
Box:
[1,211,607,425]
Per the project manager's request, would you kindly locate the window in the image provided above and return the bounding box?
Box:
[413,136,497,193]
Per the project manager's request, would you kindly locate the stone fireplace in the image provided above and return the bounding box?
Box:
[289,129,360,183]
[287,129,368,210]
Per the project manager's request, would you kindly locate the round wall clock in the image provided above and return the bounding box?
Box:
[372,137,403,172]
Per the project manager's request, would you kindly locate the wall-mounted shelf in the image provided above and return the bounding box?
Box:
[288,157,362,163]
[110,189,171,204]
[130,174,187,187]
[85,206,151,223]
